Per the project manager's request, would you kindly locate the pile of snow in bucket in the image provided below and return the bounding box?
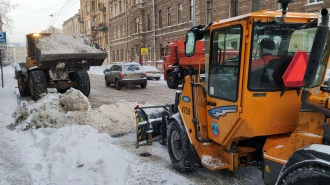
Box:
[10,88,143,136]
[36,32,104,54]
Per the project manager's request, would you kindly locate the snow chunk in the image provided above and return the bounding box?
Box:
[59,88,91,112]
[36,32,103,54]
[9,90,152,136]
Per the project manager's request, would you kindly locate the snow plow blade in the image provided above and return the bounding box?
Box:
[134,103,175,148]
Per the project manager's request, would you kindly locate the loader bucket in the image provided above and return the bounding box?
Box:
[134,103,174,148]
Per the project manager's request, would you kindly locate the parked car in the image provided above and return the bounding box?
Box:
[142,66,161,80]
[104,63,147,90]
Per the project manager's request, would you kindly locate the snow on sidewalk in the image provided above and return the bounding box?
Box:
[0,66,194,185]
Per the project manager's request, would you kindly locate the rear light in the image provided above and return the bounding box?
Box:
[135,105,139,109]
[119,72,126,77]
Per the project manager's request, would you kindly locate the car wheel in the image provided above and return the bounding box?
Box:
[105,77,110,87]
[115,79,122,90]
[141,83,147,89]
[155,77,160,81]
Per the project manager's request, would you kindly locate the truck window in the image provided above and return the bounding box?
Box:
[248,22,320,91]
[208,25,242,102]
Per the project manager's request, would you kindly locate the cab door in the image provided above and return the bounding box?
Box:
[206,24,245,145]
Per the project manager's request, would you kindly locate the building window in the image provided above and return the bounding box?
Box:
[276,3,281,10]
[135,0,139,4]
[158,10,162,28]
[135,18,139,33]
[207,1,213,23]
[131,47,135,61]
[308,0,323,4]
[252,0,261,12]
[111,6,113,17]
[178,4,182,24]
[148,46,152,61]
[86,2,90,13]
[147,14,151,31]
[119,1,122,13]
[121,49,124,61]
[87,20,91,30]
[231,0,238,17]
[168,8,172,26]
[190,0,193,21]
[92,1,95,11]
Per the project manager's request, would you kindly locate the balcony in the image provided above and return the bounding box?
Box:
[98,23,107,31]
[92,26,99,34]
[78,16,84,23]
[98,3,106,11]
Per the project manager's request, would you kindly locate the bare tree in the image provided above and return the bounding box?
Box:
[0,0,19,31]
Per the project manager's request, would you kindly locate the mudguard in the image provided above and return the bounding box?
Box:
[276,144,330,185]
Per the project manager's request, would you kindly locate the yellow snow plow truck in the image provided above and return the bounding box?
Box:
[17,32,107,101]
[134,1,330,184]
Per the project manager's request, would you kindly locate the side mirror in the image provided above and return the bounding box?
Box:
[185,31,196,57]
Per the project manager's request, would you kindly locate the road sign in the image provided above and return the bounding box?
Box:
[0,43,6,49]
[140,47,148,56]
[0,32,6,43]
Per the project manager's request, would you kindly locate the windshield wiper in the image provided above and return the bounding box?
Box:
[301,20,315,29]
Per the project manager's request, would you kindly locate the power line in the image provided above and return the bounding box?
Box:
[10,2,67,17]
[53,0,78,26]
[48,0,74,28]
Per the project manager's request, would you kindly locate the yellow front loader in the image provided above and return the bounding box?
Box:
[135,1,330,184]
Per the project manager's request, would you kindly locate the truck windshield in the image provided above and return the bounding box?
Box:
[248,22,325,91]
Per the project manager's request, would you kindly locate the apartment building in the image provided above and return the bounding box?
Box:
[107,0,325,65]
[63,13,82,35]
[72,0,325,65]
[79,0,109,62]
[5,43,26,64]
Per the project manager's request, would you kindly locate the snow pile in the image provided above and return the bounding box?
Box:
[10,88,149,136]
[36,32,103,54]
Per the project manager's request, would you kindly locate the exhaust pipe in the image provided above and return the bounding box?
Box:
[302,8,330,117]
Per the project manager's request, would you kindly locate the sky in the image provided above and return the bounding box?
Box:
[6,0,81,44]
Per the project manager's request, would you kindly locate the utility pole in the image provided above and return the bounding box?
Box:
[153,0,156,67]
[192,0,196,26]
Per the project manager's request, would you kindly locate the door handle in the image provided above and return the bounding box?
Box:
[206,101,216,106]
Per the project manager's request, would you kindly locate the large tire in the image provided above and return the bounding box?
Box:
[29,70,47,101]
[280,165,330,185]
[167,72,179,89]
[115,79,122,90]
[167,119,194,172]
[17,71,30,97]
[75,71,90,97]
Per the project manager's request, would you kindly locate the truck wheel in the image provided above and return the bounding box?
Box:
[167,119,193,172]
[167,72,179,89]
[115,79,122,90]
[17,71,30,97]
[29,70,47,101]
[75,71,90,97]
[280,165,330,185]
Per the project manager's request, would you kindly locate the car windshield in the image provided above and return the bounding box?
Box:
[122,65,143,72]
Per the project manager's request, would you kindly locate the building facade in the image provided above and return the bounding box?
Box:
[79,0,110,63]
[5,44,26,64]
[62,13,82,35]
[74,0,326,66]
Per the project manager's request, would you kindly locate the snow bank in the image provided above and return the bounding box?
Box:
[10,88,148,136]
[36,32,103,54]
